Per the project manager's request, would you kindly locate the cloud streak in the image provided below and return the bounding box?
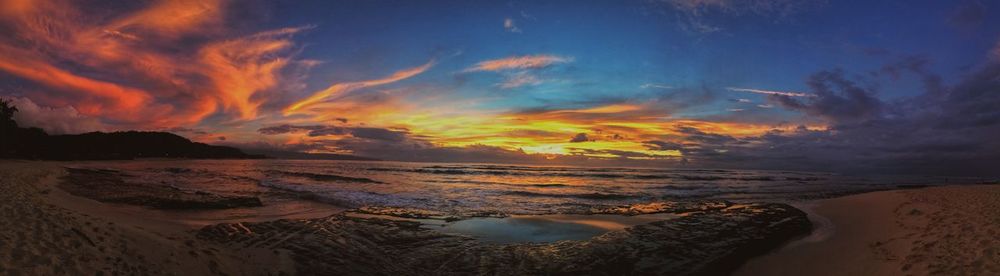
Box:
[284,60,434,114]
[641,83,674,89]
[726,87,816,97]
[465,55,572,72]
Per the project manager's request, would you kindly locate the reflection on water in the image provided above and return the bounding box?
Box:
[439,217,606,243]
[430,213,679,243]
[64,159,961,217]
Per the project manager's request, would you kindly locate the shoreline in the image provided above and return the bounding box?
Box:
[3,160,996,275]
[736,183,1000,275]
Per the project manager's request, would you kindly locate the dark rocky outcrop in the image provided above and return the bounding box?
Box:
[1,129,265,160]
[59,168,263,209]
[198,202,812,275]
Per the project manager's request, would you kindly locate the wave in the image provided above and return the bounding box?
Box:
[653,185,707,191]
[368,167,674,179]
[428,179,569,188]
[503,191,634,200]
[529,183,569,187]
[256,180,358,208]
[263,170,383,184]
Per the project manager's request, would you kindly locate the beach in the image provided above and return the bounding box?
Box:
[1,160,997,275]
[0,161,305,275]
[737,184,1000,275]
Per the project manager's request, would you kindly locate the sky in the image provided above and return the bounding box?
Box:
[2,0,1000,176]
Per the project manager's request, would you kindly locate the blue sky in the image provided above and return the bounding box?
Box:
[2,0,999,175]
[257,0,1000,117]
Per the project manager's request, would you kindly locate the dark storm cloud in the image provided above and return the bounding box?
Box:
[257,124,327,135]
[573,149,661,159]
[258,124,407,141]
[676,126,740,145]
[305,127,350,136]
[569,133,590,143]
[688,58,1000,176]
[879,56,945,95]
[642,140,691,152]
[350,127,408,142]
[949,0,987,30]
[769,69,883,125]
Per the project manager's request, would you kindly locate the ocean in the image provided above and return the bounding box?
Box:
[65,159,955,217]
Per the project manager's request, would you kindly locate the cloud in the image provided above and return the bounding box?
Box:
[504,18,522,33]
[7,97,105,134]
[258,124,408,142]
[257,124,327,135]
[655,0,826,34]
[682,51,1000,176]
[769,70,883,124]
[465,55,571,88]
[0,49,158,120]
[464,55,572,72]
[726,87,815,97]
[643,140,685,151]
[664,0,821,16]
[948,0,987,30]
[993,40,1000,62]
[640,83,674,89]
[199,26,312,120]
[348,127,408,142]
[569,133,590,143]
[499,71,542,88]
[104,0,224,39]
[0,0,311,129]
[285,60,434,114]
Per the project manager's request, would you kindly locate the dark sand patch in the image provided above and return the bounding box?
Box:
[60,167,263,209]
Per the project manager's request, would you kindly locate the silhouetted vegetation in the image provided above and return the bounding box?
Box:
[0,99,264,160]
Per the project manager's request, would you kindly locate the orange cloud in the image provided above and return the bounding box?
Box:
[200,27,307,120]
[105,0,223,39]
[284,60,435,114]
[465,55,571,72]
[0,0,308,128]
[0,46,156,121]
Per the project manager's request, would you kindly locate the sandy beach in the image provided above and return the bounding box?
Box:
[737,184,1000,275]
[2,160,997,275]
[0,161,304,275]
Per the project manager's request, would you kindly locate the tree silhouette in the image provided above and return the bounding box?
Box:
[0,98,17,130]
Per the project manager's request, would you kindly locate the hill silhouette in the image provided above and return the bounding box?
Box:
[1,99,264,160]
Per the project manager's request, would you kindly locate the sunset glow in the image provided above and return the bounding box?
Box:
[3,0,999,173]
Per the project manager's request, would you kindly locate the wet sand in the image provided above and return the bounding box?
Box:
[2,161,814,275]
[0,161,338,275]
[736,184,1000,275]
